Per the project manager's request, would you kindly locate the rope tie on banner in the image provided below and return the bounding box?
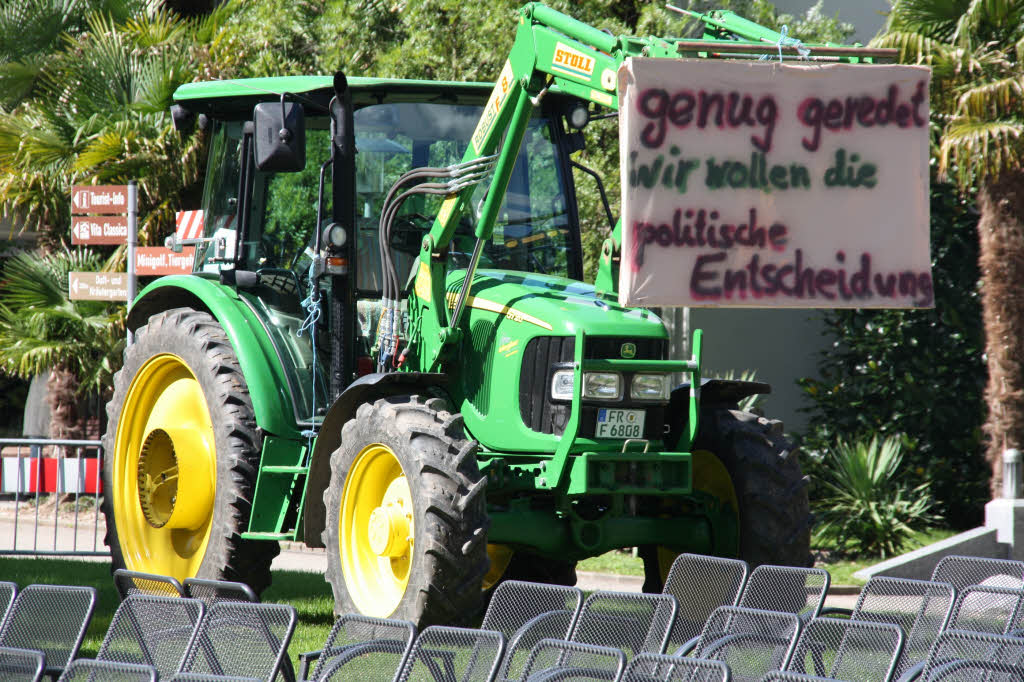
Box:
[297,261,322,453]
[759,25,810,62]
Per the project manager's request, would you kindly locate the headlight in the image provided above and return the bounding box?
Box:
[631,373,668,400]
[583,372,622,400]
[550,369,575,401]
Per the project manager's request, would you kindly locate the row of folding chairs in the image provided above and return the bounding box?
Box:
[0,583,295,681]
[12,552,1024,682]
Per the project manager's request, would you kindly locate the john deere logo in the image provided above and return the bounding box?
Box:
[621,343,637,359]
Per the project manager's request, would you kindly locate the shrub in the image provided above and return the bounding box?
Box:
[813,435,937,558]
[798,184,988,528]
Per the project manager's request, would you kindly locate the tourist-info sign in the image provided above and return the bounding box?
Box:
[71,185,128,215]
[617,59,932,308]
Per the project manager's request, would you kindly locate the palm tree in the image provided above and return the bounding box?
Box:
[875,0,1024,497]
[0,250,125,440]
[0,1,232,436]
[0,2,231,248]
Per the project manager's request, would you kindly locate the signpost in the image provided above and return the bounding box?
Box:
[68,272,130,301]
[135,246,194,276]
[71,185,129,214]
[69,183,137,331]
[71,215,129,245]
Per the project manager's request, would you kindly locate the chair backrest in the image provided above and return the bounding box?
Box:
[571,591,677,657]
[785,617,904,682]
[183,578,259,605]
[661,553,748,653]
[850,576,955,679]
[0,646,44,682]
[181,600,296,681]
[0,584,97,673]
[113,569,185,601]
[946,584,1024,634]
[395,626,505,682]
[930,555,1024,592]
[0,582,18,628]
[483,580,583,681]
[56,658,157,682]
[691,606,801,682]
[621,653,730,682]
[920,629,1024,682]
[311,614,416,682]
[98,594,205,678]
[738,566,829,620]
[483,580,583,639]
[518,639,625,682]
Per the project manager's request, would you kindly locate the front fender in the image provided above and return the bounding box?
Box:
[302,372,448,548]
[129,275,300,439]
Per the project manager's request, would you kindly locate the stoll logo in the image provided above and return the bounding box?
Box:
[552,42,595,80]
[620,342,637,359]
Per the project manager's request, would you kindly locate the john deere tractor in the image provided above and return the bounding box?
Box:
[100,4,846,625]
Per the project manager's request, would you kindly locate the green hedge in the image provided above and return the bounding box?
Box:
[798,184,988,528]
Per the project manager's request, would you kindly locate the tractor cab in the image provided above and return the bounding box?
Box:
[170,76,587,427]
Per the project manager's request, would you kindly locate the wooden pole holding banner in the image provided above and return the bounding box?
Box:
[127,181,137,345]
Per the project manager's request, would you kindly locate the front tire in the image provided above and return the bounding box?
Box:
[696,409,811,568]
[643,408,811,591]
[101,308,278,593]
[323,395,489,627]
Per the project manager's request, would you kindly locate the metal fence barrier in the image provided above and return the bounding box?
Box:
[0,438,107,556]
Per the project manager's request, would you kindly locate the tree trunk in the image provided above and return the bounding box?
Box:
[978,170,1024,498]
[46,363,82,441]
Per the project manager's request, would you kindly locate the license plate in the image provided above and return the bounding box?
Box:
[595,409,645,439]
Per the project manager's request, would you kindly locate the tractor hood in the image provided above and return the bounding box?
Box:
[446,269,667,339]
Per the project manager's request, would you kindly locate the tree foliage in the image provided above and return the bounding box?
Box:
[800,184,988,527]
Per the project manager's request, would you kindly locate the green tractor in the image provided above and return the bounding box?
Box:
[101,4,846,625]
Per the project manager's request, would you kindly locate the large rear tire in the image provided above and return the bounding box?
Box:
[101,308,278,594]
[323,395,489,627]
[643,408,811,591]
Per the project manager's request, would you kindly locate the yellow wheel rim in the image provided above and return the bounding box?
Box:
[482,544,515,591]
[692,450,739,516]
[340,444,414,617]
[112,354,216,581]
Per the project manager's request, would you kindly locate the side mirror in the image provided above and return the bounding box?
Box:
[170,104,195,134]
[253,99,305,172]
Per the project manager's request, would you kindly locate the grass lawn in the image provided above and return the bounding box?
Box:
[575,526,962,585]
[0,557,336,674]
[814,527,960,586]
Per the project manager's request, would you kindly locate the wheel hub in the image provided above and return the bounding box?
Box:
[136,425,214,531]
[368,504,410,557]
[137,429,178,528]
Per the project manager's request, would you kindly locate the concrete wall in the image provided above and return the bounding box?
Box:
[689,308,827,433]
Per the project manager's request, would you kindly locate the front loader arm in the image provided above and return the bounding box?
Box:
[416,3,792,368]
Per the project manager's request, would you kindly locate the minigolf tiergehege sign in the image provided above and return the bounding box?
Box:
[617,59,932,308]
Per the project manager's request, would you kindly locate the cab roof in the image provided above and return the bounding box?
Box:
[173,75,495,119]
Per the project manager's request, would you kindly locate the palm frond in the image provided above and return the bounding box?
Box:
[956,74,1024,118]
[870,30,945,63]
[886,0,970,42]
[122,6,189,47]
[940,117,1024,184]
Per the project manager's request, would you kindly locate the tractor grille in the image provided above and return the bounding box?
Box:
[519,336,668,437]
